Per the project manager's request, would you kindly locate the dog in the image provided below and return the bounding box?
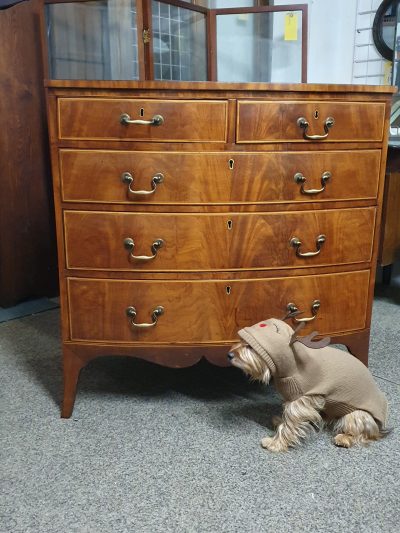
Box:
[228,318,389,452]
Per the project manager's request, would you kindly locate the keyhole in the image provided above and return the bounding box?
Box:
[227,220,233,230]
[226,286,231,295]
[228,158,234,170]
[314,110,319,119]
[140,108,144,117]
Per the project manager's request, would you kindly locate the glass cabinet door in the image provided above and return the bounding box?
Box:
[45,0,140,80]
[151,1,207,81]
[44,1,306,82]
[215,8,305,83]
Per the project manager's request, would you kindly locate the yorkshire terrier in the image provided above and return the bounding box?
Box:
[228,318,389,452]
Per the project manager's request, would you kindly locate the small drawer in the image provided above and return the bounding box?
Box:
[237,100,386,143]
[67,270,370,343]
[64,208,376,271]
[59,149,381,204]
[57,98,228,142]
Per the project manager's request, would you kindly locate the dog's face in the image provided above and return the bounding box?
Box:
[228,342,271,384]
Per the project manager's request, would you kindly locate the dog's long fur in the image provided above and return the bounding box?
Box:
[229,341,388,452]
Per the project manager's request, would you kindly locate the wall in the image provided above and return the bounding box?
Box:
[352,0,392,85]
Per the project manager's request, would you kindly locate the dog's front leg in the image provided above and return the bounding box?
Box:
[261,395,325,452]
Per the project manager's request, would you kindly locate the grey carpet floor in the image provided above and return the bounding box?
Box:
[1,286,399,533]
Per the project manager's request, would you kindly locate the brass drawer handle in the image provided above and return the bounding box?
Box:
[294,171,331,195]
[124,237,164,262]
[290,234,326,258]
[126,306,164,328]
[121,172,164,197]
[297,116,335,140]
[120,113,164,126]
[286,300,320,323]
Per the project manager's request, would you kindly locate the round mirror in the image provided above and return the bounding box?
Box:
[372,0,399,61]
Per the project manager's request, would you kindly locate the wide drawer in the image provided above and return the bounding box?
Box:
[67,270,370,343]
[57,98,228,142]
[59,149,381,204]
[237,100,386,143]
[64,208,376,271]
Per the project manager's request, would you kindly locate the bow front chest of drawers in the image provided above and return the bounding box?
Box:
[45,81,394,417]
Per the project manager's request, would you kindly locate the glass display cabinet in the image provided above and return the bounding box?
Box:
[44,0,307,82]
[40,0,396,417]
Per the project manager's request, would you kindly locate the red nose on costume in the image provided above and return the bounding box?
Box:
[259,323,267,327]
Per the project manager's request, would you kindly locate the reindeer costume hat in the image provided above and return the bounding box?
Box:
[238,318,388,426]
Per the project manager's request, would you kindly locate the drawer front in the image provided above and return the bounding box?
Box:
[60,149,381,204]
[58,98,228,142]
[67,270,370,342]
[237,100,385,143]
[64,208,376,271]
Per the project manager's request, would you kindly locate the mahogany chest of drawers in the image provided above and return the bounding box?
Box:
[45,81,394,417]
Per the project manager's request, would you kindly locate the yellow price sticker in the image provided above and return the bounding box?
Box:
[284,13,298,41]
[383,61,392,85]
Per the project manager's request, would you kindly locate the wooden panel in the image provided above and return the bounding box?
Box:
[59,149,381,204]
[57,98,228,141]
[380,171,400,266]
[67,270,370,342]
[0,0,57,306]
[46,79,398,93]
[64,208,376,271]
[237,100,386,143]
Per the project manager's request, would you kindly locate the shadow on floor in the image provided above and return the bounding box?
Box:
[374,282,400,304]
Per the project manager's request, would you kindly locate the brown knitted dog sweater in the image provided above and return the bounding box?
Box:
[238,318,388,426]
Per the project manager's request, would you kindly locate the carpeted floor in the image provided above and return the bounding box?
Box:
[1,284,399,533]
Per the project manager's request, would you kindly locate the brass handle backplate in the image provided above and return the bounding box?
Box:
[126,306,164,328]
[294,171,331,195]
[290,234,326,258]
[297,116,335,140]
[286,300,320,323]
[121,172,164,197]
[120,113,164,126]
[124,237,164,262]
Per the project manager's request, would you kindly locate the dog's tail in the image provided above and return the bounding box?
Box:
[333,410,391,446]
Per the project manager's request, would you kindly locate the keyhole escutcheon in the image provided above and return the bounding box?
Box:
[314,110,319,119]
[227,220,233,230]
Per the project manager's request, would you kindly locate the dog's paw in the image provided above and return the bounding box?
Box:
[261,436,288,452]
[333,433,354,448]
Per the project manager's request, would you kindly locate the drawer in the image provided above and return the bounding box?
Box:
[57,98,228,142]
[67,270,370,343]
[237,100,386,143]
[59,149,381,204]
[64,208,376,271]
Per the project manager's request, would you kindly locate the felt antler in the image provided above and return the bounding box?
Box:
[289,321,331,349]
[283,308,331,349]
